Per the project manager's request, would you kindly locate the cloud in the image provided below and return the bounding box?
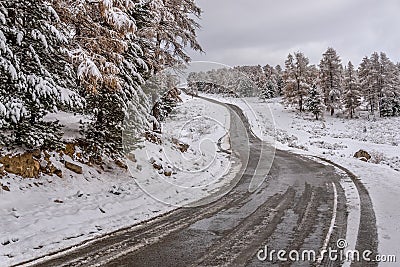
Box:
[189,0,400,67]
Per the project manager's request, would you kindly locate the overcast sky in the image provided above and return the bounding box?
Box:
[188,0,400,68]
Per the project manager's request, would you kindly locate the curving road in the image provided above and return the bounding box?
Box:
[19,99,378,267]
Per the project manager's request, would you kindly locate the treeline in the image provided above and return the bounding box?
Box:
[0,0,202,157]
[188,48,400,120]
[187,65,283,98]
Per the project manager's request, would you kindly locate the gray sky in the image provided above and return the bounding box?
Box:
[189,0,400,67]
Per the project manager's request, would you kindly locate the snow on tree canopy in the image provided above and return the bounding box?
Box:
[0,0,83,147]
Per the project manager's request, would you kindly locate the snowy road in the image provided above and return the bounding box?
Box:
[19,98,379,267]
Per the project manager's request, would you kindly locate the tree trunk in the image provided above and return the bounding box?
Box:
[299,97,303,112]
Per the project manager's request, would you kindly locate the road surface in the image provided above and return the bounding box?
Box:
[18,99,378,267]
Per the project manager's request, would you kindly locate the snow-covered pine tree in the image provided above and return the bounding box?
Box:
[379,52,399,117]
[236,72,255,97]
[319,47,343,116]
[369,52,382,116]
[0,0,83,149]
[233,65,263,97]
[283,52,312,112]
[358,56,376,113]
[274,65,284,96]
[259,79,276,100]
[134,0,203,73]
[50,0,151,157]
[261,64,278,98]
[342,61,361,119]
[358,52,399,117]
[305,83,324,120]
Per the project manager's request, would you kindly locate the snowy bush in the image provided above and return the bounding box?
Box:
[370,151,385,164]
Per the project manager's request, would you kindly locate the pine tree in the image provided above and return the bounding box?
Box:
[358,52,399,117]
[358,56,376,113]
[49,0,202,157]
[305,83,324,120]
[259,79,276,100]
[319,47,343,116]
[283,52,312,112]
[49,0,152,157]
[274,65,284,96]
[342,61,361,118]
[134,0,203,73]
[379,52,399,117]
[0,0,83,148]
[234,65,264,97]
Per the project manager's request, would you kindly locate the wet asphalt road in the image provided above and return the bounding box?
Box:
[22,99,378,267]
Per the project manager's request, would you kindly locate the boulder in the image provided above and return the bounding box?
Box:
[1,183,10,191]
[115,159,128,170]
[144,131,162,144]
[31,149,42,159]
[172,138,189,153]
[127,152,137,163]
[354,150,371,161]
[65,161,83,174]
[153,162,163,170]
[0,153,41,178]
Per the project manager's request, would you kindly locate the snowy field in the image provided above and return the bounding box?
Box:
[201,94,400,265]
[0,95,238,266]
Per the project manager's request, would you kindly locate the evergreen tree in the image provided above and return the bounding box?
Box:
[305,83,325,120]
[342,61,361,118]
[358,56,376,113]
[0,0,83,148]
[358,52,399,117]
[259,79,276,100]
[274,65,284,96]
[379,52,399,117]
[319,47,343,116]
[134,0,203,73]
[283,52,312,112]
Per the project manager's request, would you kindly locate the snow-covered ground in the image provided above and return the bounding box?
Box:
[201,94,399,265]
[1,92,398,266]
[0,94,239,266]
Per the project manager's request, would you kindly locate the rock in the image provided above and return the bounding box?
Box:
[31,149,42,159]
[115,159,128,170]
[65,161,83,174]
[153,162,163,170]
[1,183,10,191]
[0,153,41,178]
[127,152,137,163]
[54,169,63,178]
[354,150,371,161]
[64,143,76,158]
[144,131,162,144]
[172,138,189,153]
[164,168,173,176]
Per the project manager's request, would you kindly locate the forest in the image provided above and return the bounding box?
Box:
[0,0,202,158]
[188,48,400,120]
[1,0,399,160]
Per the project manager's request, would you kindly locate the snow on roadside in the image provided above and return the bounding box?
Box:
[200,93,400,265]
[0,93,238,266]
